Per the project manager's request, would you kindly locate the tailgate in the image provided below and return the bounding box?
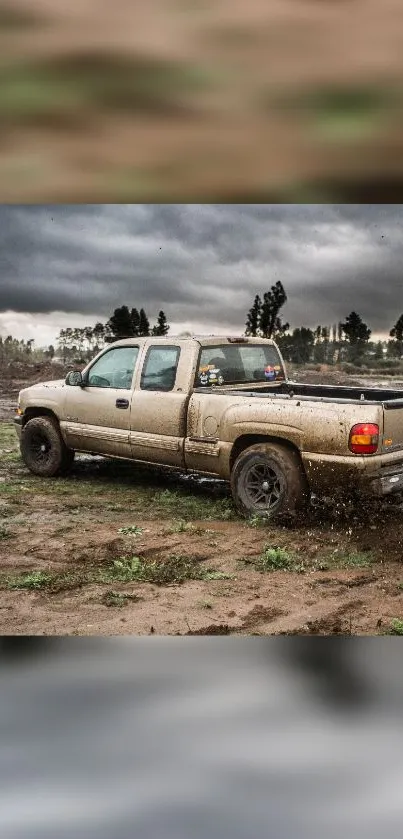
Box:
[383,400,403,452]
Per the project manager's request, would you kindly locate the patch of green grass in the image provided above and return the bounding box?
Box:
[0,423,19,443]
[244,547,374,575]
[154,489,234,521]
[0,429,235,523]
[118,525,143,536]
[199,599,213,610]
[255,546,298,572]
[100,590,142,608]
[311,558,331,572]
[0,52,210,128]
[275,84,398,142]
[1,552,236,594]
[332,551,374,570]
[202,570,235,581]
[0,524,10,539]
[169,520,215,536]
[1,566,90,594]
[0,476,39,495]
[246,514,271,529]
[387,619,403,636]
[170,520,195,533]
[6,570,54,590]
[0,451,20,463]
[0,423,20,463]
[100,554,231,586]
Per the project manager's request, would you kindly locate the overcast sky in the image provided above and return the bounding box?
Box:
[0,204,401,347]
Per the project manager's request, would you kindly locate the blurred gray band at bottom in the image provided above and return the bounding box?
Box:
[0,638,402,839]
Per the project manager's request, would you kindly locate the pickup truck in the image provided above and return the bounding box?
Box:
[14,335,403,520]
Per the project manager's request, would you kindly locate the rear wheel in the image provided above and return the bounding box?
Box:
[231,443,309,520]
[20,416,75,477]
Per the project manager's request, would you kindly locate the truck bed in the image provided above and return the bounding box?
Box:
[197,381,403,405]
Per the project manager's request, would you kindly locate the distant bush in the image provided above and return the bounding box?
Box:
[303,363,323,372]
[376,359,402,369]
[341,362,370,374]
[341,359,403,377]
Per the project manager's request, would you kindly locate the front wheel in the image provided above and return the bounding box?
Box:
[230,443,309,520]
[20,416,75,477]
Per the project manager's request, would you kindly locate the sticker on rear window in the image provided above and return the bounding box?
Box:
[198,365,224,386]
[264,365,277,381]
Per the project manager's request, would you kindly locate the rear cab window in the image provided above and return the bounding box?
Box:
[195,343,285,387]
[140,346,181,392]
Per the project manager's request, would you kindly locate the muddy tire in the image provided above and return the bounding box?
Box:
[20,416,75,478]
[231,443,309,520]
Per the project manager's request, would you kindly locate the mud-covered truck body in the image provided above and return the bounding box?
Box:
[14,336,403,518]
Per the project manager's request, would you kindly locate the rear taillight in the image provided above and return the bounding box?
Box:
[349,423,379,454]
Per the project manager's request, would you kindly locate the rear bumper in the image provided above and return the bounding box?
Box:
[369,463,403,497]
[301,451,403,498]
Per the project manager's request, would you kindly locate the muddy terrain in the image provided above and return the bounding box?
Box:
[2,1,403,201]
[1,363,403,636]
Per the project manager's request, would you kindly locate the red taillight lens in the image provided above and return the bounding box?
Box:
[349,423,379,454]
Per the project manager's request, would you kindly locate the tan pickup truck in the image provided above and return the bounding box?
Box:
[14,335,403,519]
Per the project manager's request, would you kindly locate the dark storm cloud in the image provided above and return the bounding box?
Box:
[0,204,402,332]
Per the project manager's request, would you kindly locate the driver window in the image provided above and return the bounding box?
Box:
[87,346,139,389]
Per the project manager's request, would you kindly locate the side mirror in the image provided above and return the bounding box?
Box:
[65,371,84,387]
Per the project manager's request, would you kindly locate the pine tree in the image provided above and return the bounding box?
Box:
[131,308,140,336]
[341,311,371,360]
[259,281,288,338]
[245,295,262,336]
[289,328,315,364]
[93,322,106,350]
[139,308,150,337]
[390,314,403,357]
[107,306,134,339]
[341,312,371,345]
[152,311,170,336]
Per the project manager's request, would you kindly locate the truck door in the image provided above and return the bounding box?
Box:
[130,344,188,467]
[62,345,139,457]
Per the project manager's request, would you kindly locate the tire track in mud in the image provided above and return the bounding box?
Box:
[273,598,369,636]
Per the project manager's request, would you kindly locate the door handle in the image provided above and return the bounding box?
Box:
[116,399,129,409]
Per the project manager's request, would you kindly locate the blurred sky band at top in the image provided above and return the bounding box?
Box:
[1,638,403,839]
[1,0,403,202]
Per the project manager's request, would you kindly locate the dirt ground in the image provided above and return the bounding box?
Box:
[1,362,403,636]
[2,1,403,200]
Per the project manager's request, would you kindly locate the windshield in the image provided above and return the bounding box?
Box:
[195,344,285,387]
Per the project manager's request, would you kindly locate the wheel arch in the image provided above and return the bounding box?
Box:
[22,407,60,429]
[230,433,305,474]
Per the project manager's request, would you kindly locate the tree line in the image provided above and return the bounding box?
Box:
[0,336,48,365]
[56,306,169,362]
[1,283,403,368]
[245,281,403,365]
[0,306,170,366]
